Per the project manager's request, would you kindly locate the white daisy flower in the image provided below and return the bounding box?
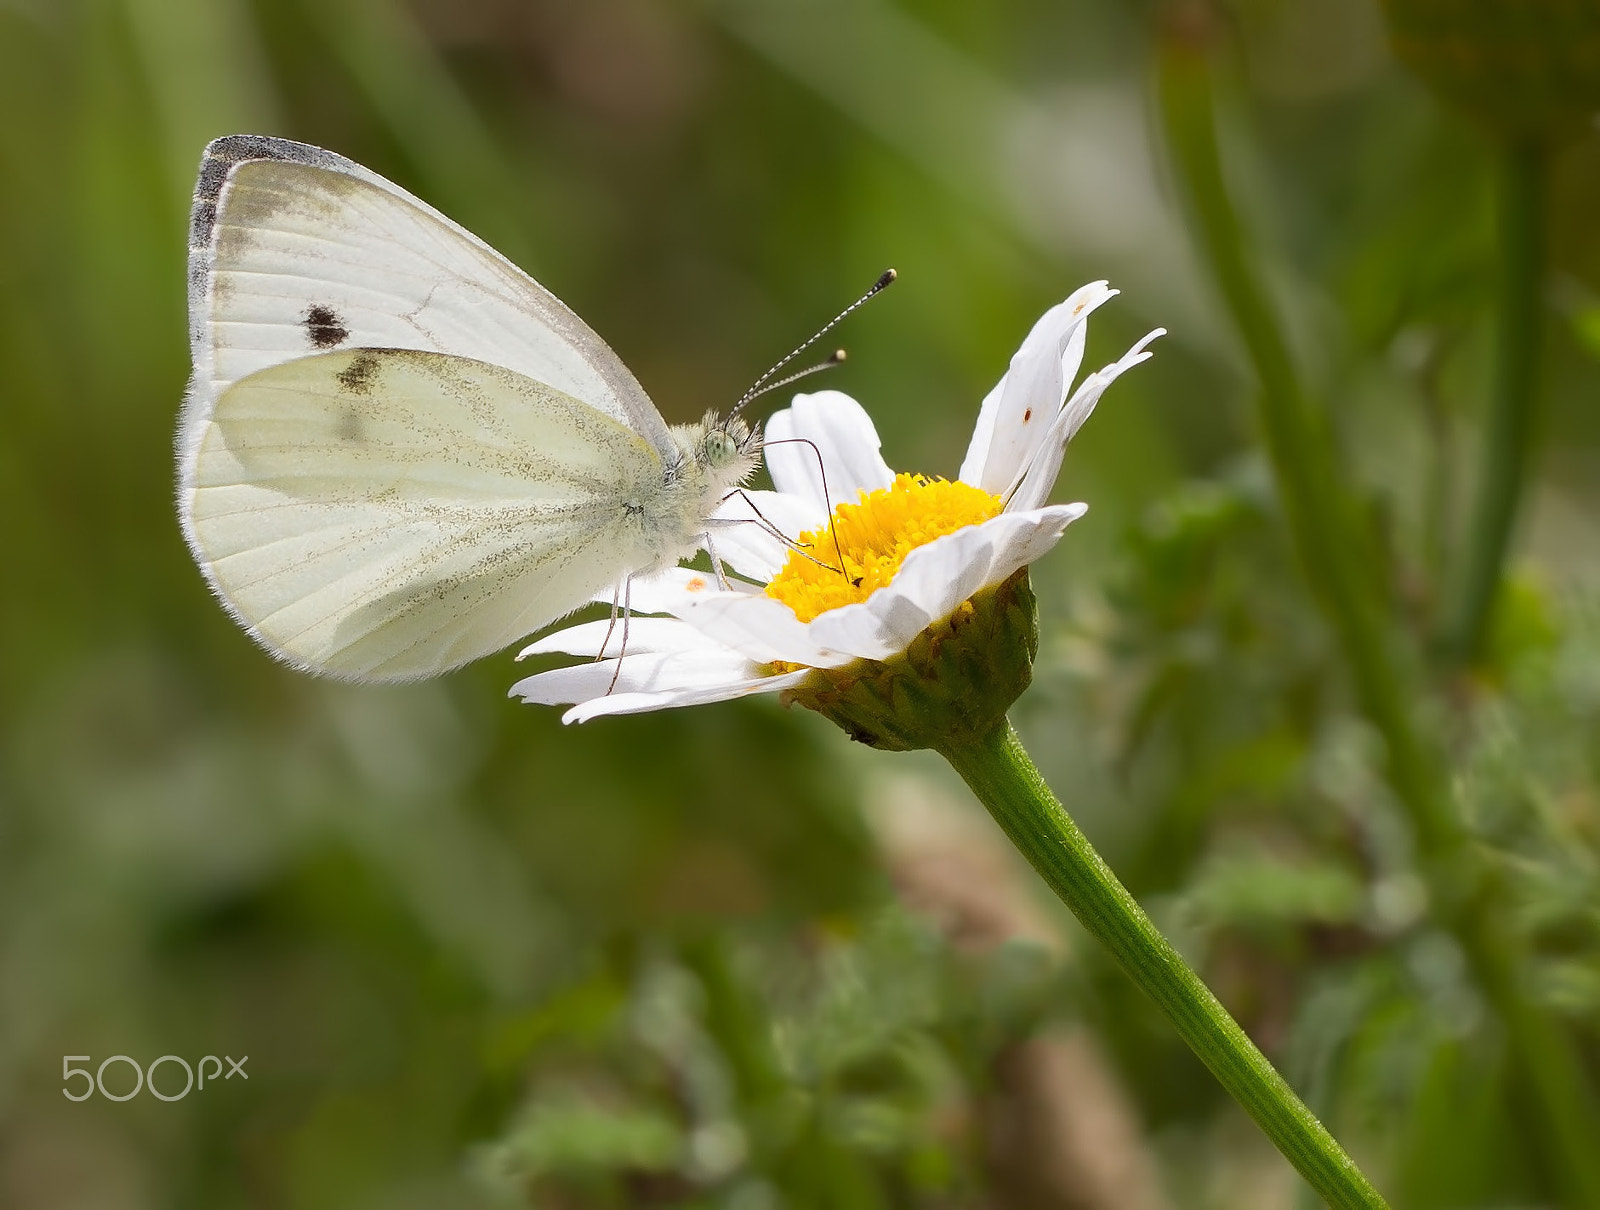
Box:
[510,282,1162,733]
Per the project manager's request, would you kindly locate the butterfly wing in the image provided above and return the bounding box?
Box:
[189,348,665,681]
[180,134,675,466]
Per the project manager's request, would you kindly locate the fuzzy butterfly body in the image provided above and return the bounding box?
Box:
[178,135,758,682]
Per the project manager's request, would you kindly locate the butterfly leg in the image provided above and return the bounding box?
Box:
[719,487,845,575]
[700,530,732,590]
[595,580,625,662]
[752,436,850,578]
[605,576,633,695]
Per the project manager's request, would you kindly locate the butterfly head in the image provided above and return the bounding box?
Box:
[671,410,761,494]
[703,412,760,471]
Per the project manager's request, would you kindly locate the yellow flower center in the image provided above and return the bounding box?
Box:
[766,473,1003,623]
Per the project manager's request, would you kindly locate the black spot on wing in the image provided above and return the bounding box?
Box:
[305,304,349,349]
[336,352,381,395]
[188,135,377,361]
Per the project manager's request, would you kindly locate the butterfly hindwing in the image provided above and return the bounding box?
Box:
[188,348,666,681]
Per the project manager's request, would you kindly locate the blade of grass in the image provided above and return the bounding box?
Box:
[1442,138,1547,666]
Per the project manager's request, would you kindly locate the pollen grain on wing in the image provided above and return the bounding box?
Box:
[766,473,1001,623]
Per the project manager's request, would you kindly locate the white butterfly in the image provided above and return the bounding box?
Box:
[178,134,761,682]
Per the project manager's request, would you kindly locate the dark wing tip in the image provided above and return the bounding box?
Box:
[190,135,349,250]
[186,135,367,365]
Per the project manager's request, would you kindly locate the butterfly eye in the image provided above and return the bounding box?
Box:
[704,429,739,468]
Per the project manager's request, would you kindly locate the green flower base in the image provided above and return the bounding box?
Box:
[781,568,1038,752]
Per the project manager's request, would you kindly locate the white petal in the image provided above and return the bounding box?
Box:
[509,647,756,707]
[959,283,1116,495]
[960,381,1005,489]
[708,489,822,582]
[517,616,722,660]
[679,592,854,667]
[764,390,895,514]
[562,668,811,724]
[806,507,1085,659]
[592,566,761,615]
[1007,328,1163,512]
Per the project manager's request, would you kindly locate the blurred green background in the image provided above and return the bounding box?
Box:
[3,0,1600,1206]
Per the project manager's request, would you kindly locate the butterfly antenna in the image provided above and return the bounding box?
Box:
[736,349,847,408]
[729,268,896,419]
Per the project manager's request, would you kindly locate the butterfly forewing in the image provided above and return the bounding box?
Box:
[182,135,674,462]
[190,349,666,681]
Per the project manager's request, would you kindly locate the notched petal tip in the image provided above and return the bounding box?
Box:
[961,282,1122,495]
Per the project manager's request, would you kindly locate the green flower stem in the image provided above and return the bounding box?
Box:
[1444,138,1547,665]
[1156,34,1600,1207]
[939,722,1389,1210]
